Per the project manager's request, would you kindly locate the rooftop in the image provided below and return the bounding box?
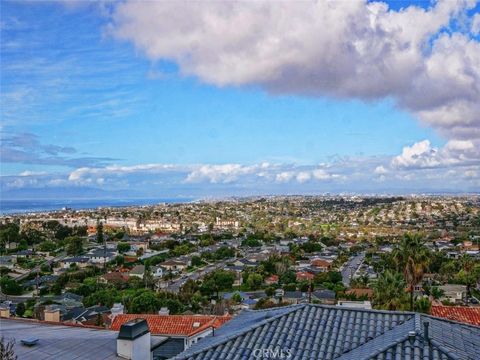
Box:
[0,318,117,360]
[111,314,231,337]
[431,306,480,326]
[174,304,480,360]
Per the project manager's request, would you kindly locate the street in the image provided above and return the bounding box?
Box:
[341,252,365,287]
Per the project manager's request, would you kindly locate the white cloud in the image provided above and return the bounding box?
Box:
[275,171,295,183]
[68,164,178,182]
[472,13,480,35]
[19,170,47,176]
[296,171,311,183]
[374,166,388,175]
[312,169,336,180]
[110,0,480,144]
[391,139,480,169]
[3,155,479,194]
[184,164,259,184]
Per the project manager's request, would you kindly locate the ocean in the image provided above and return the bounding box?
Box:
[0,198,195,215]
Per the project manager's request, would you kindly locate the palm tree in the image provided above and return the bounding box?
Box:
[373,270,408,310]
[457,254,480,302]
[392,233,430,311]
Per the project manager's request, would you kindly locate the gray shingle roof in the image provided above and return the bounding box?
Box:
[175,304,480,360]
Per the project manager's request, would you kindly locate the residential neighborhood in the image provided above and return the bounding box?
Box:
[1,197,479,358]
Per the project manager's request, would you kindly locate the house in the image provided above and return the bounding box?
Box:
[282,291,307,304]
[161,259,189,273]
[151,265,165,278]
[86,248,117,264]
[12,249,34,259]
[296,271,314,282]
[264,274,279,286]
[438,284,467,304]
[431,306,480,326]
[310,258,332,272]
[311,289,336,305]
[99,271,129,285]
[231,258,256,268]
[129,265,145,279]
[312,289,336,304]
[44,304,111,326]
[336,300,372,309]
[175,304,480,360]
[0,255,15,269]
[111,314,231,351]
[59,256,90,269]
[22,275,58,289]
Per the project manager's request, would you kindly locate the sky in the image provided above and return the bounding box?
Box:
[1,0,480,199]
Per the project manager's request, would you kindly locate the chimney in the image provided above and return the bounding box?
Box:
[158,307,169,315]
[0,305,10,318]
[117,318,151,360]
[44,306,60,323]
[111,303,125,318]
[423,322,429,342]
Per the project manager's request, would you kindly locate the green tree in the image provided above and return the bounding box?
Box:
[231,292,243,303]
[373,270,408,311]
[115,255,125,266]
[96,221,104,244]
[456,255,480,300]
[191,256,203,267]
[200,270,235,297]
[15,302,25,317]
[117,242,131,254]
[392,233,430,310]
[130,291,161,313]
[20,228,45,246]
[0,276,22,295]
[246,273,263,290]
[66,236,83,256]
[280,270,296,285]
[414,297,431,314]
[38,241,57,252]
[84,289,118,308]
[0,223,20,253]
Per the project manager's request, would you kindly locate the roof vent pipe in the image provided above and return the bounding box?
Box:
[408,330,416,344]
[424,322,429,342]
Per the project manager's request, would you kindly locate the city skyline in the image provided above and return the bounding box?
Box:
[1,0,480,199]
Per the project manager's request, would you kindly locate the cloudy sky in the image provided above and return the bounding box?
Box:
[1,0,479,199]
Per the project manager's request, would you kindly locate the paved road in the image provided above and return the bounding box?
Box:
[165,258,235,293]
[14,253,65,282]
[341,252,365,287]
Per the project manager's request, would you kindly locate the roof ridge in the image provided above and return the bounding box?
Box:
[174,304,306,359]
[307,303,417,315]
[335,317,416,360]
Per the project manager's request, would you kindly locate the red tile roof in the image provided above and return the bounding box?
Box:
[296,271,314,281]
[431,306,480,326]
[311,259,332,268]
[110,314,231,337]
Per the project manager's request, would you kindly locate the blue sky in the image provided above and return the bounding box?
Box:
[1,0,479,198]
